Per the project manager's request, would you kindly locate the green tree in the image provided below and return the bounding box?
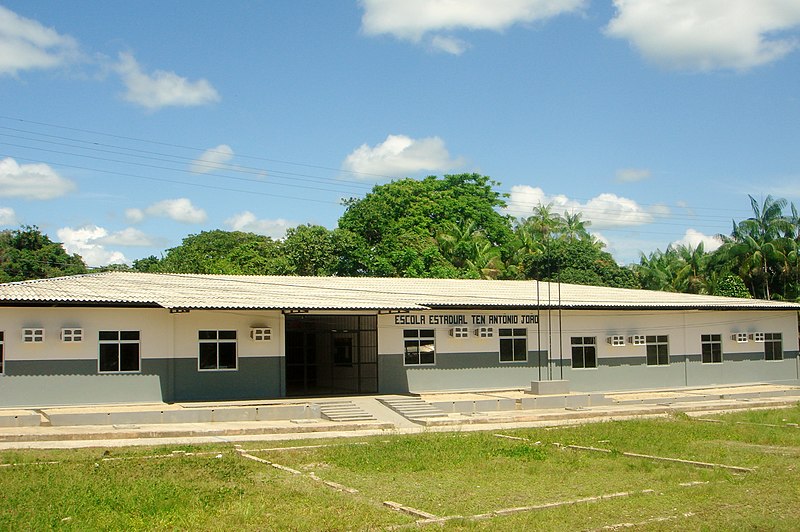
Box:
[713,274,752,298]
[524,238,638,289]
[155,230,286,274]
[0,225,87,282]
[338,174,513,277]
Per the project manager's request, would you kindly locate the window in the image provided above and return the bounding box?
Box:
[646,335,669,366]
[701,334,722,364]
[199,330,237,370]
[250,328,271,341]
[404,329,435,366]
[764,333,783,361]
[99,331,140,372]
[732,332,748,343]
[22,328,44,343]
[450,327,469,338]
[474,327,494,338]
[629,335,646,346]
[61,328,83,342]
[499,328,527,362]
[751,332,765,343]
[607,335,625,347]
[571,337,597,369]
[0,331,4,374]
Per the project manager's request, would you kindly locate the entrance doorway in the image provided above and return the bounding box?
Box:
[285,315,378,396]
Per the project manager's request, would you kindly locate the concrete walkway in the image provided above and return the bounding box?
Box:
[0,384,797,450]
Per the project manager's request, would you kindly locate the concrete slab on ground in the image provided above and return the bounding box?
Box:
[0,383,796,449]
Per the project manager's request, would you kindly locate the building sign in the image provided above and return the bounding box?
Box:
[394,313,538,325]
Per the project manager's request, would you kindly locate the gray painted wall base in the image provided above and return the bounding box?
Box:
[0,374,163,408]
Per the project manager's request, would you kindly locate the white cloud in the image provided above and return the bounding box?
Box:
[115,52,220,110]
[606,0,800,70]
[125,208,145,223]
[672,228,723,252]
[225,211,294,239]
[505,185,659,229]
[0,207,17,226]
[0,6,79,76]
[190,144,235,174]
[57,225,127,267]
[360,0,584,53]
[342,134,462,178]
[430,35,469,55]
[97,227,156,247]
[0,157,76,199]
[127,198,207,224]
[615,168,651,183]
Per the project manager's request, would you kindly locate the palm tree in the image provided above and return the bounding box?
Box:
[633,250,675,292]
[738,195,792,242]
[673,243,708,294]
[525,203,563,242]
[560,211,592,242]
[505,221,545,279]
[466,240,504,280]
[727,195,792,299]
[435,219,482,269]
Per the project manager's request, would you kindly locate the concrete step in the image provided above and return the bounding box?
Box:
[317,401,376,422]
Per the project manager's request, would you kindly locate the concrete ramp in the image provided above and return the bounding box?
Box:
[378,396,448,422]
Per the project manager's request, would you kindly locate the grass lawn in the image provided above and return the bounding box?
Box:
[1,405,799,530]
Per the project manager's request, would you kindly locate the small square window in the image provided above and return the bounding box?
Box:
[607,335,625,346]
[22,328,44,343]
[450,327,469,338]
[732,332,748,343]
[751,332,765,343]
[474,327,494,338]
[628,335,646,346]
[250,328,272,341]
[61,328,83,342]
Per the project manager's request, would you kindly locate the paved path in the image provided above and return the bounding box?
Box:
[0,384,797,450]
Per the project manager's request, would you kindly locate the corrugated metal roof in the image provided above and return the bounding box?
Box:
[0,272,797,311]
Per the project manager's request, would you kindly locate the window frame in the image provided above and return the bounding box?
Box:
[403,329,436,366]
[499,328,528,363]
[198,330,238,371]
[645,335,669,366]
[701,334,722,364]
[98,330,141,373]
[764,332,783,361]
[571,336,597,369]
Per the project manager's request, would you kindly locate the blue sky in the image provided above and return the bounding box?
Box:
[1,1,799,266]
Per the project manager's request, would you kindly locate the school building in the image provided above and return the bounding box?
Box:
[0,272,797,407]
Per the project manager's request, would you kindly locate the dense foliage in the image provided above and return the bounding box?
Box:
[4,178,800,302]
[0,226,87,282]
[633,195,800,300]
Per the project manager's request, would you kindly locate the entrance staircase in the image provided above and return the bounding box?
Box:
[316,401,376,422]
[378,396,449,422]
